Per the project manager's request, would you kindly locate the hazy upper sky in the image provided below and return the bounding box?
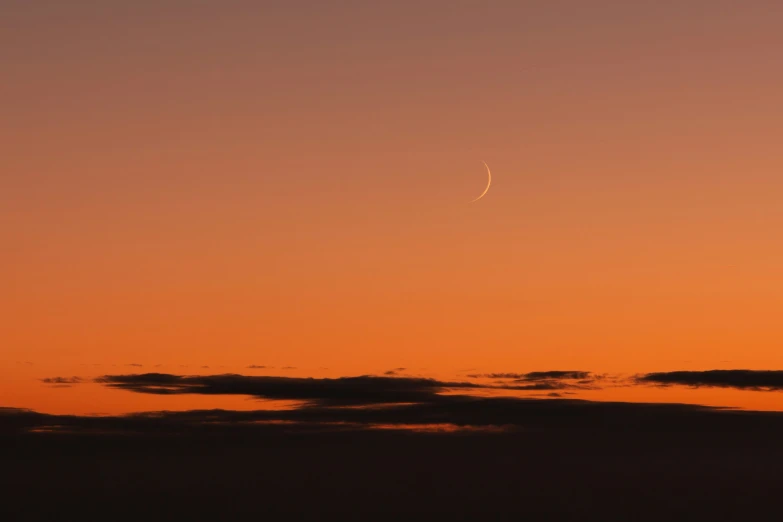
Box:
[3,1,783,413]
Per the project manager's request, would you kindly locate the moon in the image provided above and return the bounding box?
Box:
[471,161,491,203]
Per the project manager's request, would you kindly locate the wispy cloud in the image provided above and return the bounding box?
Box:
[468,370,601,390]
[41,377,83,385]
[383,368,407,376]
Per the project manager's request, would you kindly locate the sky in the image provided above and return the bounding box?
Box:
[3,1,783,415]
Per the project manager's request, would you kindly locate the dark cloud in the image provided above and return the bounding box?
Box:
[522,371,592,381]
[41,377,83,385]
[467,371,591,381]
[638,370,783,391]
[15,370,783,444]
[91,372,606,403]
[505,382,570,391]
[126,363,143,367]
[93,373,483,406]
[468,371,600,391]
[467,373,527,379]
[35,369,783,440]
[246,365,268,369]
[68,370,612,408]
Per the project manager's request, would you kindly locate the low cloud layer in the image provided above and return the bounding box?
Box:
[5,392,783,439]
[16,369,783,438]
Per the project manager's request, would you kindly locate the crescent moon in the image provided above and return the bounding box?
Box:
[471,161,491,203]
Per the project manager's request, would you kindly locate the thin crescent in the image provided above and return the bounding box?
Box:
[471,161,491,202]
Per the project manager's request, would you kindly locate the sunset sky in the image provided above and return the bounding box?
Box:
[4,1,783,415]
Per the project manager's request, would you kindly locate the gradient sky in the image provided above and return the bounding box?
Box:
[3,1,783,414]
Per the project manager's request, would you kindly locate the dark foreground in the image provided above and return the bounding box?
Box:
[3,429,782,521]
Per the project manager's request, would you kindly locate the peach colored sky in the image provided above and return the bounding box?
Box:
[3,2,783,413]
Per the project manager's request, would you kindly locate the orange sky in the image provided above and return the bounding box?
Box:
[3,1,783,414]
